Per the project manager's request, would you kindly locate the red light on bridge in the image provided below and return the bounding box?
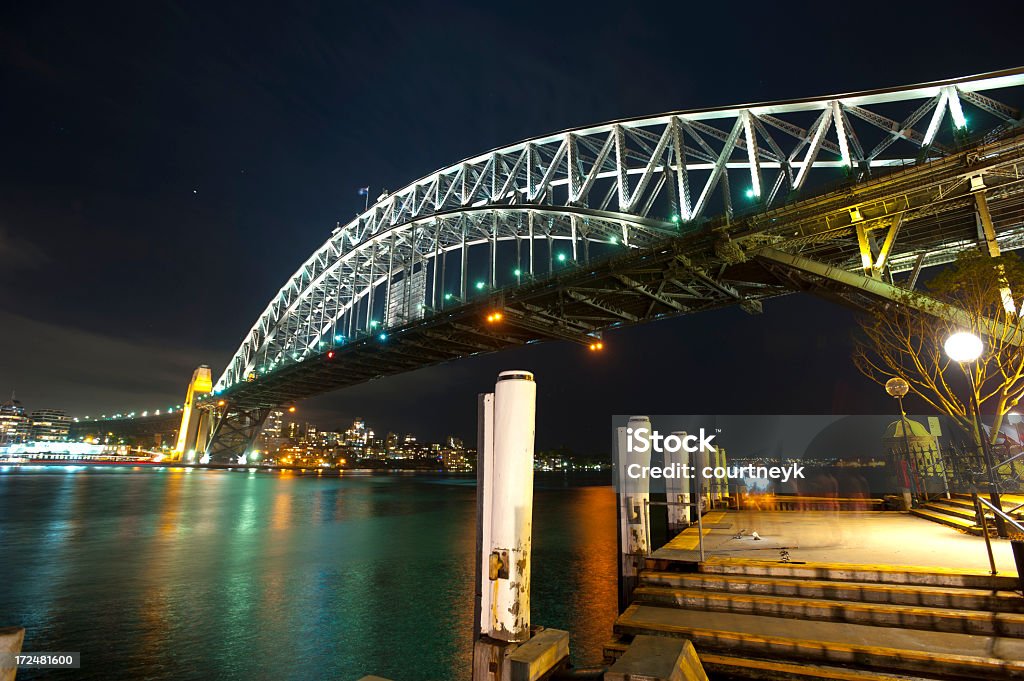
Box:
[327,351,335,359]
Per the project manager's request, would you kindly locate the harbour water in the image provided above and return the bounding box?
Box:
[0,467,617,680]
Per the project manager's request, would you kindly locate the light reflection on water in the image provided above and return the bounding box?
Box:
[0,468,616,680]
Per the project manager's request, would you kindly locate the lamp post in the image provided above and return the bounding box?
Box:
[944,331,1007,537]
[885,377,920,506]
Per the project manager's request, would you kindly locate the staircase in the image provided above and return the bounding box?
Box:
[607,556,1024,680]
[911,493,1024,536]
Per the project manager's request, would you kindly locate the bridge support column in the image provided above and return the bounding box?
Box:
[172,366,213,461]
[195,409,212,458]
[204,406,271,464]
[974,187,1017,315]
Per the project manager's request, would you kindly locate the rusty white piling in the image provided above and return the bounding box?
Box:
[666,431,691,530]
[615,416,651,611]
[477,370,536,644]
[617,416,652,556]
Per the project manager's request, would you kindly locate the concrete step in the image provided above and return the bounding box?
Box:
[945,494,1024,519]
[631,585,1024,637]
[920,501,978,522]
[938,496,981,511]
[955,492,1024,506]
[605,637,940,680]
[909,507,982,535]
[919,497,1019,524]
[699,652,953,681]
[696,556,1019,591]
[602,636,628,662]
[615,603,1024,680]
[639,570,1024,613]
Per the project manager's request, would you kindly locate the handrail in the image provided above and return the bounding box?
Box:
[973,493,1024,576]
[977,495,1024,534]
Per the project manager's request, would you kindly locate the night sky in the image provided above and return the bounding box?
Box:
[2,1,1021,452]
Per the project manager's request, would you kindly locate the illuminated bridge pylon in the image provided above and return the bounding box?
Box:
[202,68,1024,463]
[171,365,212,462]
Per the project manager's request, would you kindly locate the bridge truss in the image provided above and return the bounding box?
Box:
[204,68,1024,461]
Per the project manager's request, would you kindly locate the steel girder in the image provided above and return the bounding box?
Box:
[205,407,271,463]
[214,67,1024,400]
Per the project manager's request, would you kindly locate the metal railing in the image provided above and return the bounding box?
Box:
[974,494,1024,576]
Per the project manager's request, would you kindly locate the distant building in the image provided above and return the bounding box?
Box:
[300,423,318,446]
[440,435,470,471]
[263,410,284,438]
[259,409,287,456]
[30,409,70,442]
[0,395,30,445]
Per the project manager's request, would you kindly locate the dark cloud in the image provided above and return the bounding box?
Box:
[0,310,225,417]
[0,225,49,271]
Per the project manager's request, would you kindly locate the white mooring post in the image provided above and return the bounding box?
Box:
[479,370,536,643]
[472,371,570,681]
[666,431,691,531]
[614,416,651,612]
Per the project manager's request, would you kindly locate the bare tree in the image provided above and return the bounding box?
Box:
[854,251,1024,445]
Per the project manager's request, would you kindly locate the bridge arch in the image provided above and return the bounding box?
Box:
[215,67,1024,396]
[217,207,678,390]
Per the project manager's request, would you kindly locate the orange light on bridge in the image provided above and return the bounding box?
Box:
[486,311,503,323]
[589,341,604,351]
[217,399,226,407]
[288,406,297,413]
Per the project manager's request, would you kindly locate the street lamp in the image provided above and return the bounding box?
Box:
[944,331,983,363]
[944,331,1006,537]
[885,377,919,505]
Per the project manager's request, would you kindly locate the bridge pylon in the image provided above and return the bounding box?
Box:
[171,365,213,462]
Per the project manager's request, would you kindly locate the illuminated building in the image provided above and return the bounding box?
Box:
[30,409,71,442]
[263,410,284,438]
[0,395,30,445]
[258,409,286,456]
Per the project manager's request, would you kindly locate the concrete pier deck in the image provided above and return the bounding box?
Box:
[654,510,1019,572]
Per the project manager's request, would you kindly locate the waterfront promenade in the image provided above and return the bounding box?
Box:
[655,509,1019,571]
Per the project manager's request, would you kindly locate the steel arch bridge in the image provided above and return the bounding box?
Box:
[197,67,1024,462]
